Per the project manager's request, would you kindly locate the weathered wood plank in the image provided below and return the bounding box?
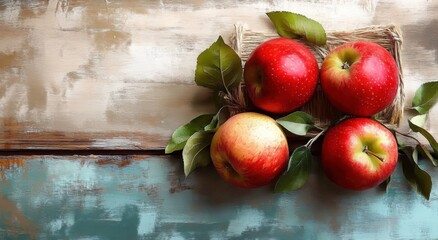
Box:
[0,0,437,150]
[0,155,437,239]
[0,82,214,150]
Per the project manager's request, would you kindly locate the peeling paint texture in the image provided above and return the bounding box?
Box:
[0,156,438,239]
[0,0,438,239]
[0,0,436,149]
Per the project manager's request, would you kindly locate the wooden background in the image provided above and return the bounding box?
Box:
[0,0,437,239]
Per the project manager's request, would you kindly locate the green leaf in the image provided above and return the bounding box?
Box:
[379,176,391,192]
[410,114,427,128]
[276,111,315,136]
[395,133,406,147]
[165,114,214,154]
[275,146,312,192]
[204,108,227,132]
[399,147,432,200]
[416,144,438,167]
[409,116,438,156]
[195,36,242,91]
[204,113,219,132]
[412,81,438,114]
[266,11,327,46]
[412,146,419,164]
[182,131,214,177]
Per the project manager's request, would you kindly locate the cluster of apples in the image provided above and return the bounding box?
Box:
[210,37,400,191]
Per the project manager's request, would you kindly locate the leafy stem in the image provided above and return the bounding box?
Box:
[313,125,326,131]
[394,129,431,156]
[305,128,326,149]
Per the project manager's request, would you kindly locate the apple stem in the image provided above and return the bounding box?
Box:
[341,61,351,70]
[363,146,385,162]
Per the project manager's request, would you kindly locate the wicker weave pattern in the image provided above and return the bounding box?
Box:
[229,24,404,130]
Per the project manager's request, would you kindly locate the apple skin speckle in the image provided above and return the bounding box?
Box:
[210,112,289,188]
[321,117,398,191]
[320,41,399,117]
[244,38,319,114]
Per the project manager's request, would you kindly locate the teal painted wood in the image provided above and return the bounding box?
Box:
[0,156,437,240]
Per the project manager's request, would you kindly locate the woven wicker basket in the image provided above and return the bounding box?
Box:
[227,24,404,133]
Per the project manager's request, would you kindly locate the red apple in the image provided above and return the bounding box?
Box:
[320,41,399,117]
[244,38,319,114]
[321,117,398,190]
[210,112,289,188]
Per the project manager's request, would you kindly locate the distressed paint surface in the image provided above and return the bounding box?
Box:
[0,155,438,239]
[0,0,437,149]
[1,0,438,239]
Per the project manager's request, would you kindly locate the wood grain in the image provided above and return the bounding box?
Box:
[1,155,438,239]
[1,2,438,238]
[0,0,437,150]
